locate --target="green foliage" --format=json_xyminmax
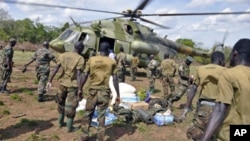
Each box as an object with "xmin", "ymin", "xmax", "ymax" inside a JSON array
[
  {"xmin": 176, "ymin": 38, "xmax": 195, "ymax": 48},
  {"xmin": 137, "ymin": 88, "xmax": 146, "ymax": 101},
  {"xmin": 20, "ymin": 87, "xmax": 33, "ymax": 95},
  {"xmin": 33, "ymin": 79, "xmax": 39, "ymax": 84},
  {"xmin": 10, "ymin": 94, "xmax": 23, "ymax": 101},
  {"xmin": 77, "ymin": 110, "xmax": 86, "ymax": 116},
  {"xmin": 2, "ymin": 109, "xmax": 10, "ymax": 115},
  {"xmin": 26, "ymin": 133, "xmax": 47, "ymax": 141}
]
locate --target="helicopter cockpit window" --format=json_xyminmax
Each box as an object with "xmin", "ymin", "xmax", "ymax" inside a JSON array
[
  {"xmin": 58, "ymin": 29, "xmax": 73, "ymax": 40},
  {"xmin": 65, "ymin": 31, "xmax": 80, "ymax": 44},
  {"xmin": 124, "ymin": 24, "xmax": 133, "ymax": 34}
]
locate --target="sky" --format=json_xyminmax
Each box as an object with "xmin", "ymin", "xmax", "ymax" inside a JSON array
[{"xmin": 0, "ymin": 0, "xmax": 250, "ymax": 49}]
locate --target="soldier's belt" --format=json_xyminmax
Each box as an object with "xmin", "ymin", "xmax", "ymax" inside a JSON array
[{"xmin": 200, "ymin": 101, "xmax": 215, "ymax": 107}]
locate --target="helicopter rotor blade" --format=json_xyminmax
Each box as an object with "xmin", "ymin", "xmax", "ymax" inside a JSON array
[
  {"xmin": 142, "ymin": 11, "xmax": 250, "ymax": 16},
  {"xmin": 139, "ymin": 17, "xmax": 170, "ymax": 29},
  {"xmin": 3, "ymin": 0, "xmax": 124, "ymax": 15},
  {"xmin": 134, "ymin": 0, "xmax": 152, "ymax": 12}
]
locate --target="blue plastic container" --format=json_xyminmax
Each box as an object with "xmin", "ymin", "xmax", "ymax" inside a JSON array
[
  {"xmin": 91, "ymin": 109, "xmax": 118, "ymax": 127},
  {"xmin": 153, "ymin": 113, "xmax": 174, "ymax": 126},
  {"xmin": 121, "ymin": 96, "xmax": 140, "ymax": 102}
]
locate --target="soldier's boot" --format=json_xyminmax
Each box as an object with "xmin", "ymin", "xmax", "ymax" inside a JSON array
[
  {"xmin": 38, "ymin": 94, "xmax": 44, "ymax": 102},
  {"xmin": 149, "ymin": 86, "xmax": 154, "ymax": 93},
  {"xmin": 1, "ymin": 86, "xmax": 9, "ymax": 94},
  {"xmin": 58, "ymin": 114, "xmax": 66, "ymax": 128},
  {"xmin": 67, "ymin": 118, "xmax": 80, "ymax": 132}
]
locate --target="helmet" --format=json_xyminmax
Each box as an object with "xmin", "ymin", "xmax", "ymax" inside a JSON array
[{"xmin": 186, "ymin": 56, "xmax": 193, "ymax": 62}]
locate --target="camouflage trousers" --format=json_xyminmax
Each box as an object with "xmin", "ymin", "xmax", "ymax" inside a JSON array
[
  {"xmin": 130, "ymin": 67, "xmax": 137, "ymax": 80},
  {"xmin": 81, "ymin": 89, "xmax": 110, "ymax": 141},
  {"xmin": 36, "ymin": 72, "xmax": 49, "ymax": 95},
  {"xmin": 186, "ymin": 100, "xmax": 216, "ymax": 141},
  {"xmin": 147, "ymin": 70, "xmax": 155, "ymax": 88},
  {"xmin": 0, "ymin": 66, "xmax": 12, "ymax": 88},
  {"xmin": 168, "ymin": 83, "xmax": 188, "ymax": 103},
  {"xmin": 117, "ymin": 67, "xmax": 126, "ymax": 82},
  {"xmin": 57, "ymin": 85, "xmax": 79, "ymax": 118},
  {"xmin": 162, "ymin": 75, "xmax": 175, "ymax": 97}
]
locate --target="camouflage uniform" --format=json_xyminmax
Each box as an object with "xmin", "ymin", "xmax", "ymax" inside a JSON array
[
  {"xmin": 32, "ymin": 48, "xmax": 56, "ymax": 98},
  {"xmin": 0, "ymin": 45, "xmax": 14, "ymax": 91},
  {"xmin": 56, "ymin": 52, "xmax": 85, "ymax": 122},
  {"xmin": 160, "ymin": 58, "xmax": 176, "ymax": 97},
  {"xmin": 147, "ymin": 58, "xmax": 158, "ymax": 93},
  {"xmin": 130, "ymin": 56, "xmax": 139, "ymax": 81},
  {"xmin": 168, "ymin": 61, "xmax": 190, "ymax": 104},
  {"xmin": 186, "ymin": 64, "xmax": 226, "ymax": 141},
  {"xmin": 116, "ymin": 52, "xmax": 126, "ymax": 82},
  {"xmin": 81, "ymin": 55, "xmax": 118, "ymax": 141}
]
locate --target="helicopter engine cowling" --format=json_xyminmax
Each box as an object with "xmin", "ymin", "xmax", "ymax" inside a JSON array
[{"xmin": 131, "ymin": 40, "xmax": 159, "ymax": 55}]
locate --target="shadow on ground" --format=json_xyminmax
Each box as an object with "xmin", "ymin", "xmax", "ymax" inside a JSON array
[{"xmin": 0, "ymin": 118, "xmax": 57, "ymax": 140}]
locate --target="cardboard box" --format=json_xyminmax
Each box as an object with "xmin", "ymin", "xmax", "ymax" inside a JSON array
[{"xmin": 130, "ymin": 101, "xmax": 149, "ymax": 110}]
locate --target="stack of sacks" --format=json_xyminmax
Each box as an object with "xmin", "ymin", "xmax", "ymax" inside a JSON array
[{"xmin": 109, "ymin": 76, "xmax": 139, "ymax": 105}]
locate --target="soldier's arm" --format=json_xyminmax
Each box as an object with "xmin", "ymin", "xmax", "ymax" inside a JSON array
[
  {"xmin": 180, "ymin": 84, "xmax": 198, "ymax": 118},
  {"xmin": 179, "ymin": 70, "xmax": 189, "ymax": 81},
  {"xmin": 25, "ymin": 58, "xmax": 36, "ymax": 67},
  {"xmin": 49, "ymin": 64, "xmax": 61, "ymax": 83},
  {"xmin": 200, "ymin": 103, "xmax": 229, "ymax": 141},
  {"xmin": 6, "ymin": 54, "xmax": 12, "ymax": 69}
]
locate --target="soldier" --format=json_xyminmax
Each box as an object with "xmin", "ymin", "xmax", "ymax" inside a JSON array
[
  {"xmin": 147, "ymin": 54, "xmax": 158, "ymax": 93},
  {"xmin": 159, "ymin": 53, "xmax": 176, "ymax": 98},
  {"xmin": 79, "ymin": 42, "xmax": 120, "ymax": 141},
  {"xmin": 47, "ymin": 41, "xmax": 85, "ymax": 132},
  {"xmin": 23, "ymin": 41, "xmax": 56, "ymax": 102},
  {"xmin": 116, "ymin": 46, "xmax": 126, "ymax": 82},
  {"xmin": 0, "ymin": 38, "xmax": 16, "ymax": 93},
  {"xmin": 130, "ymin": 52, "xmax": 139, "ymax": 81},
  {"xmin": 167, "ymin": 56, "xmax": 193, "ymax": 108},
  {"xmin": 177, "ymin": 52, "xmax": 226, "ymax": 140},
  {"xmin": 201, "ymin": 39, "xmax": 250, "ymax": 141}
]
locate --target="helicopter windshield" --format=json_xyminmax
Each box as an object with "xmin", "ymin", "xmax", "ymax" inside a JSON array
[
  {"xmin": 58, "ymin": 29, "xmax": 73, "ymax": 40},
  {"xmin": 64, "ymin": 31, "xmax": 80, "ymax": 44}
]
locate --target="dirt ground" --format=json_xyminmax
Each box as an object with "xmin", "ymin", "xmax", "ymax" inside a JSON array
[{"xmin": 0, "ymin": 51, "xmax": 199, "ymax": 141}]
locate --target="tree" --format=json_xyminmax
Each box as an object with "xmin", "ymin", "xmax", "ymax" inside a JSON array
[{"xmin": 176, "ymin": 38, "xmax": 195, "ymax": 48}]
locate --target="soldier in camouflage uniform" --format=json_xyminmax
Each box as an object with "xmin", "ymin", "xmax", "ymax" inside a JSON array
[
  {"xmin": 79, "ymin": 42, "xmax": 120, "ymax": 141},
  {"xmin": 167, "ymin": 56, "xmax": 193, "ymax": 107},
  {"xmin": 147, "ymin": 54, "xmax": 158, "ymax": 93},
  {"xmin": 116, "ymin": 46, "xmax": 126, "ymax": 82},
  {"xmin": 130, "ymin": 52, "xmax": 139, "ymax": 81},
  {"xmin": 0, "ymin": 38, "xmax": 16, "ymax": 93},
  {"xmin": 159, "ymin": 53, "xmax": 176, "ymax": 98},
  {"xmin": 177, "ymin": 52, "xmax": 226, "ymax": 141},
  {"xmin": 23, "ymin": 41, "xmax": 56, "ymax": 102},
  {"xmin": 47, "ymin": 41, "xmax": 85, "ymax": 132}
]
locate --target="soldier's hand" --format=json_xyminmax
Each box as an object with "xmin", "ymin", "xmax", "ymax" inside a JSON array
[
  {"xmin": 77, "ymin": 90, "xmax": 83, "ymax": 101},
  {"xmin": 46, "ymin": 82, "xmax": 52, "ymax": 90},
  {"xmin": 115, "ymin": 97, "xmax": 120, "ymax": 105}
]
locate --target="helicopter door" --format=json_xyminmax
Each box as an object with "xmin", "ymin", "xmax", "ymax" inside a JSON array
[{"xmin": 99, "ymin": 37, "xmax": 115, "ymax": 51}]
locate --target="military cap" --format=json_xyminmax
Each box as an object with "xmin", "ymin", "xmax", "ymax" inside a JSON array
[
  {"xmin": 9, "ymin": 38, "xmax": 16, "ymax": 42},
  {"xmin": 186, "ymin": 56, "xmax": 193, "ymax": 62},
  {"xmin": 43, "ymin": 41, "xmax": 49, "ymax": 46}
]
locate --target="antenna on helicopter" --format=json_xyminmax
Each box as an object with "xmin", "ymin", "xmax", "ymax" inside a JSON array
[{"xmin": 70, "ymin": 16, "xmax": 81, "ymax": 28}]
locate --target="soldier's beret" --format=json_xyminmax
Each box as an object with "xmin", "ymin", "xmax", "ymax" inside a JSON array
[{"xmin": 186, "ymin": 56, "xmax": 193, "ymax": 62}]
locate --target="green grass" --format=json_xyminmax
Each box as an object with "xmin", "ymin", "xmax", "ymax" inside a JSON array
[
  {"xmin": 2, "ymin": 109, "xmax": 10, "ymax": 115},
  {"xmin": 20, "ymin": 87, "xmax": 33, "ymax": 95},
  {"xmin": 10, "ymin": 94, "xmax": 23, "ymax": 101},
  {"xmin": 77, "ymin": 110, "xmax": 86, "ymax": 117},
  {"xmin": 13, "ymin": 51, "xmax": 34, "ymax": 65},
  {"xmin": 0, "ymin": 100, "xmax": 4, "ymax": 106}
]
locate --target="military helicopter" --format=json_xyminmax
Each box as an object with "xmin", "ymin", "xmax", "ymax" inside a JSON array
[{"xmin": 3, "ymin": 0, "xmax": 250, "ymax": 67}]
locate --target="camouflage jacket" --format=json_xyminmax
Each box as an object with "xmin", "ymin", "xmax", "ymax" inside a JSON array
[
  {"xmin": 33, "ymin": 48, "xmax": 56, "ymax": 65},
  {"xmin": 178, "ymin": 62, "xmax": 190, "ymax": 85},
  {"xmin": 0, "ymin": 45, "xmax": 14, "ymax": 68}
]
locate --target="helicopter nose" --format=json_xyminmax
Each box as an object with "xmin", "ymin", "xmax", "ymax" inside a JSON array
[{"xmin": 49, "ymin": 39, "xmax": 65, "ymax": 53}]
